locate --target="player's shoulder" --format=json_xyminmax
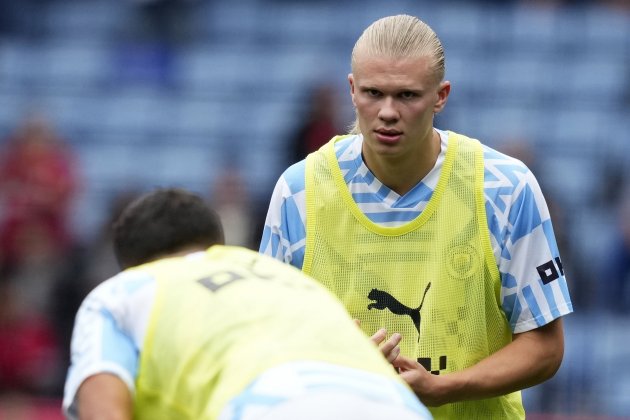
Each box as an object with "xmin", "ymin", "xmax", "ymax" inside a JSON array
[
  {"xmin": 279, "ymin": 135, "xmax": 360, "ymax": 195},
  {"xmin": 481, "ymin": 143, "xmax": 529, "ymax": 170},
  {"xmin": 480, "ymin": 142, "xmax": 536, "ymax": 189},
  {"xmin": 280, "ymin": 159, "xmax": 307, "ymax": 195},
  {"xmin": 85, "ymin": 268, "xmax": 155, "ymax": 305},
  {"xmin": 446, "ymin": 130, "xmax": 533, "ymax": 186}
]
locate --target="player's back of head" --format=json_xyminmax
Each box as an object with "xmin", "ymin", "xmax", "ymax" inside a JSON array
[{"xmin": 113, "ymin": 188, "xmax": 225, "ymax": 269}]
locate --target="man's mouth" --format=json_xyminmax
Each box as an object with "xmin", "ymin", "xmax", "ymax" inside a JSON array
[{"xmin": 374, "ymin": 129, "xmax": 402, "ymax": 143}]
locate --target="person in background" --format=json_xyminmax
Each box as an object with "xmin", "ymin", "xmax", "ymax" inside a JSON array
[
  {"xmin": 209, "ymin": 166, "xmax": 256, "ymax": 248},
  {"xmin": 288, "ymin": 83, "xmax": 343, "ymax": 165},
  {"xmin": 259, "ymin": 14, "xmax": 573, "ymax": 419},
  {"xmin": 0, "ymin": 281, "xmax": 59, "ymax": 396},
  {"xmin": 63, "ymin": 188, "xmax": 432, "ymax": 420},
  {"xmin": 0, "ymin": 111, "xmax": 78, "ymax": 268},
  {"xmin": 601, "ymin": 189, "xmax": 630, "ymax": 312},
  {"xmin": 0, "ymin": 112, "xmax": 78, "ymax": 398}
]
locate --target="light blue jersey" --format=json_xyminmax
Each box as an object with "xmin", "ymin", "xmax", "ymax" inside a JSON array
[
  {"xmin": 259, "ymin": 129, "xmax": 573, "ymax": 333},
  {"xmin": 63, "ymin": 267, "xmax": 156, "ymax": 419}
]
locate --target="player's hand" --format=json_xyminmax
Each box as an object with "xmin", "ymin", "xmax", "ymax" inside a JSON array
[
  {"xmin": 370, "ymin": 327, "xmax": 402, "ymax": 364},
  {"xmin": 354, "ymin": 320, "xmax": 402, "ymax": 363},
  {"xmin": 393, "ymin": 354, "xmax": 444, "ymax": 406}
]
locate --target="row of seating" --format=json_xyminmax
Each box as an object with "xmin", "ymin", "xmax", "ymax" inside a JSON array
[{"xmin": 0, "ymin": 0, "xmax": 628, "ymax": 240}]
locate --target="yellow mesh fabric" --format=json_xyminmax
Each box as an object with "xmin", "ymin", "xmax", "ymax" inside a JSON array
[
  {"xmin": 304, "ymin": 133, "xmax": 524, "ymax": 419},
  {"xmin": 134, "ymin": 246, "xmax": 400, "ymax": 419}
]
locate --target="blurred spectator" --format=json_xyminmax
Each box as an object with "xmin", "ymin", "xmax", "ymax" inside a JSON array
[
  {"xmin": 0, "ymin": 113, "xmax": 79, "ymax": 397},
  {"xmin": 209, "ymin": 167, "xmax": 255, "ymax": 248},
  {"xmin": 0, "ymin": 281, "xmax": 60, "ymax": 395},
  {"xmin": 47, "ymin": 189, "xmax": 141, "ymax": 395},
  {"xmin": 601, "ymin": 190, "xmax": 630, "ymax": 313},
  {"xmin": 81, "ymin": 190, "xmax": 141, "ymax": 291},
  {"xmin": 0, "ymin": 112, "xmax": 79, "ymax": 268},
  {"xmin": 288, "ymin": 83, "xmax": 343, "ymax": 165}
]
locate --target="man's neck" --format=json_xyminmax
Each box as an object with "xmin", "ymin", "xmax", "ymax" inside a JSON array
[{"xmin": 362, "ymin": 129, "xmax": 441, "ymax": 196}]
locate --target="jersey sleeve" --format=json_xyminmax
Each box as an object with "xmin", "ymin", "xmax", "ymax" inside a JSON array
[
  {"xmin": 62, "ymin": 271, "xmax": 155, "ymax": 419},
  {"xmin": 496, "ymin": 169, "xmax": 573, "ymax": 333},
  {"xmin": 259, "ymin": 160, "xmax": 308, "ymax": 269}
]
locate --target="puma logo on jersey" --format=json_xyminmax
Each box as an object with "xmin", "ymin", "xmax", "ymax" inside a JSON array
[{"xmin": 367, "ymin": 282, "xmax": 431, "ymax": 335}]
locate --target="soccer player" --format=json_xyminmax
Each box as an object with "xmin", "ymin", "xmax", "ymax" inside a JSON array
[
  {"xmin": 63, "ymin": 188, "xmax": 432, "ymax": 420},
  {"xmin": 259, "ymin": 14, "xmax": 573, "ymax": 419}
]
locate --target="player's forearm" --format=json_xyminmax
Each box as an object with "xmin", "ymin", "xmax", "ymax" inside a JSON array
[
  {"xmin": 442, "ymin": 318, "xmax": 563, "ymax": 404},
  {"xmin": 78, "ymin": 409, "xmax": 131, "ymax": 420},
  {"xmin": 77, "ymin": 374, "xmax": 133, "ymax": 420},
  {"xmin": 405, "ymin": 318, "xmax": 565, "ymax": 406}
]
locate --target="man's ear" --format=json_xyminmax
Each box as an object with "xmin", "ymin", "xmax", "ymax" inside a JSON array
[
  {"xmin": 434, "ymin": 80, "xmax": 451, "ymax": 114},
  {"xmin": 348, "ymin": 73, "xmax": 357, "ymax": 107}
]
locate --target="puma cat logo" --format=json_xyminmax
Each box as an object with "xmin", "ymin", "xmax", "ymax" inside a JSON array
[{"xmin": 367, "ymin": 282, "xmax": 431, "ymax": 335}]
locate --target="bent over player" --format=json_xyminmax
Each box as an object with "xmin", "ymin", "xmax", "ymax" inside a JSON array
[{"xmin": 63, "ymin": 188, "xmax": 432, "ymax": 420}]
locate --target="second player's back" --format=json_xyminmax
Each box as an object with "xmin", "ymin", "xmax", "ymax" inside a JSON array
[{"xmin": 133, "ymin": 245, "xmax": 401, "ymax": 418}]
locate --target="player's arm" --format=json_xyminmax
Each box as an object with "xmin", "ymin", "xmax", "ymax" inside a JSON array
[
  {"xmin": 259, "ymin": 175, "xmax": 292, "ymax": 261},
  {"xmin": 63, "ymin": 275, "xmax": 142, "ymax": 419},
  {"xmin": 394, "ymin": 318, "xmax": 564, "ymax": 406},
  {"xmin": 77, "ymin": 373, "xmax": 132, "ymax": 420},
  {"xmin": 396, "ymin": 165, "xmax": 571, "ymax": 405},
  {"xmin": 259, "ymin": 165, "xmax": 308, "ymax": 268}
]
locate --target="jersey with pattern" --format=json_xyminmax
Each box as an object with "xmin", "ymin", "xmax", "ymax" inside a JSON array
[{"xmin": 259, "ymin": 129, "xmax": 573, "ymax": 333}]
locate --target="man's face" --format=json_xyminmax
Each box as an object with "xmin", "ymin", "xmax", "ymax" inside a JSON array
[{"xmin": 349, "ymin": 54, "xmax": 450, "ymax": 159}]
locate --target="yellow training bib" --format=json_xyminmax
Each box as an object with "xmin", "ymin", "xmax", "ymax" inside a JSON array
[
  {"xmin": 133, "ymin": 246, "xmax": 401, "ymax": 419},
  {"xmin": 304, "ymin": 132, "xmax": 524, "ymax": 419}
]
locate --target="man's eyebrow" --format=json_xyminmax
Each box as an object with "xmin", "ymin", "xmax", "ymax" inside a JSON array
[{"xmin": 359, "ymin": 85, "xmax": 424, "ymax": 94}]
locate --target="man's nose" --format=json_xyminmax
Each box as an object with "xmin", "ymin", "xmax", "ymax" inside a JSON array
[{"xmin": 378, "ymin": 97, "xmax": 399, "ymax": 122}]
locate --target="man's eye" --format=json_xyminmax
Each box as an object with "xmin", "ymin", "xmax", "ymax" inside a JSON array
[
  {"xmin": 367, "ymin": 89, "xmax": 380, "ymax": 97},
  {"xmin": 400, "ymin": 91, "xmax": 416, "ymax": 99}
]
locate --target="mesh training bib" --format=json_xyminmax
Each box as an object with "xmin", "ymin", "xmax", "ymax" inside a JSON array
[
  {"xmin": 134, "ymin": 246, "xmax": 400, "ymax": 419},
  {"xmin": 304, "ymin": 132, "xmax": 525, "ymax": 419}
]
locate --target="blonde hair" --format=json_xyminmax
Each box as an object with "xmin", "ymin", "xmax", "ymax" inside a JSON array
[{"xmin": 349, "ymin": 15, "xmax": 445, "ymax": 134}]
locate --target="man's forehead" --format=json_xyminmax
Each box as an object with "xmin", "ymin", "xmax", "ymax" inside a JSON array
[
  {"xmin": 353, "ymin": 53, "xmax": 431, "ymax": 70},
  {"xmin": 352, "ymin": 55, "xmax": 434, "ymax": 85}
]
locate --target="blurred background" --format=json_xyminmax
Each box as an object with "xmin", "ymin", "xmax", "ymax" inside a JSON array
[{"xmin": 0, "ymin": 0, "xmax": 629, "ymax": 418}]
